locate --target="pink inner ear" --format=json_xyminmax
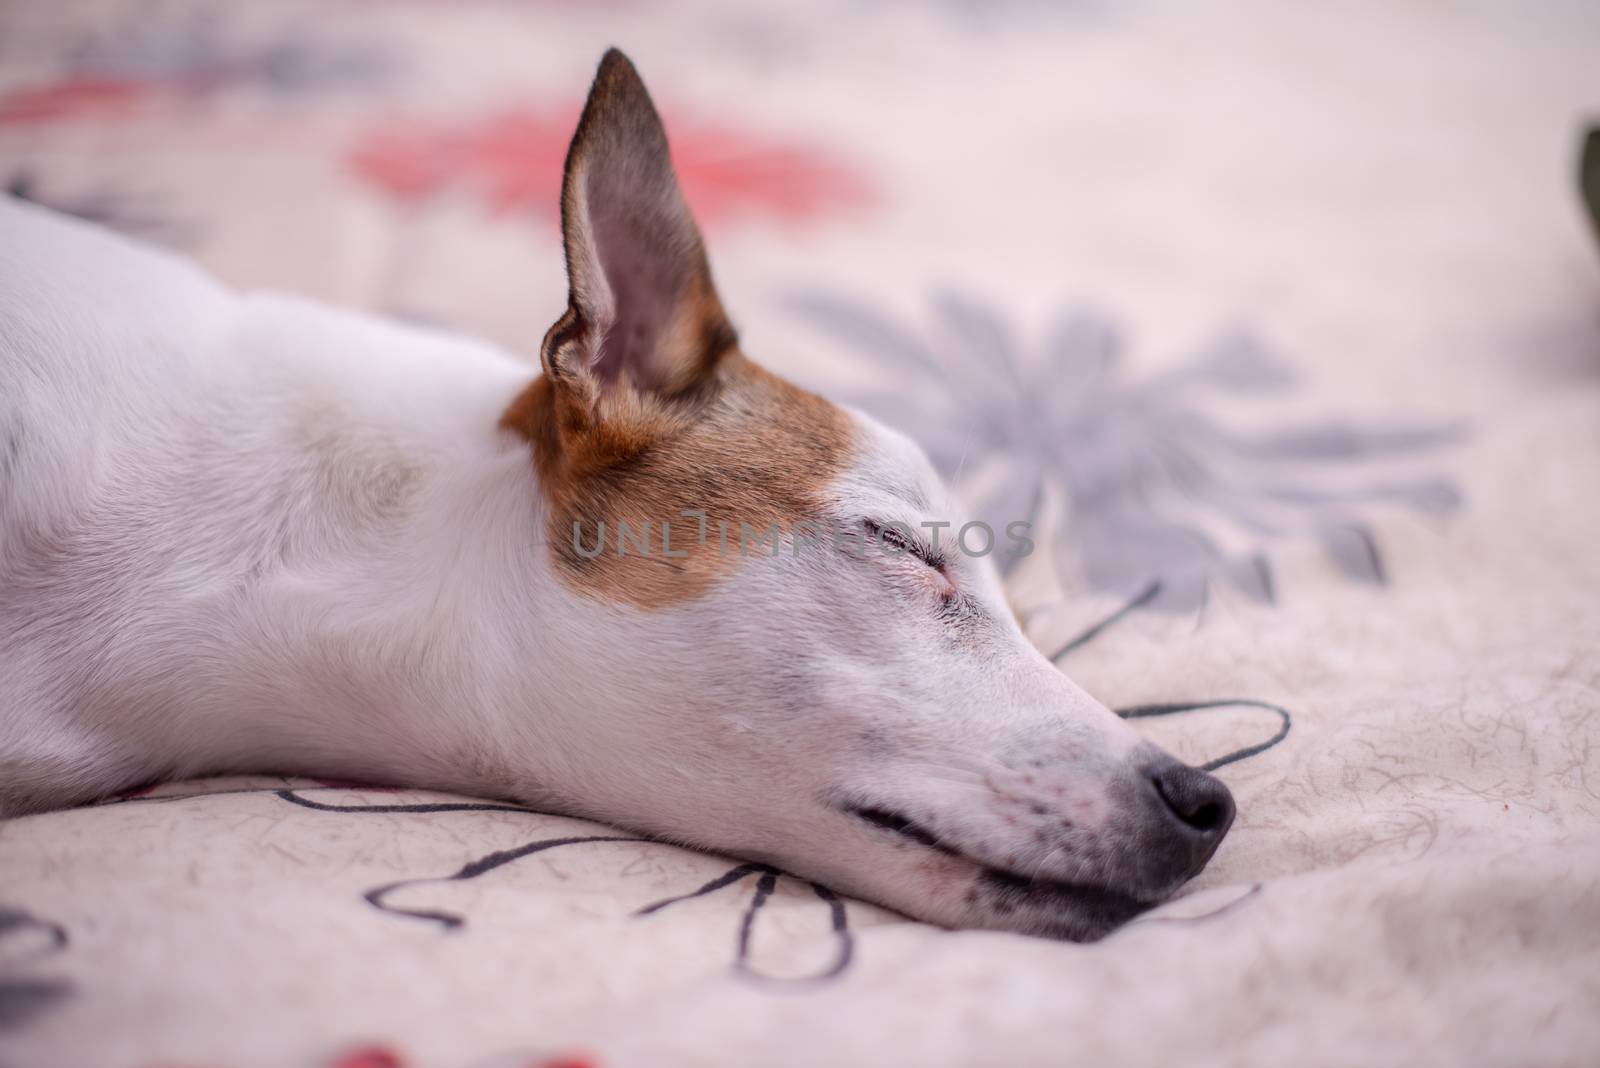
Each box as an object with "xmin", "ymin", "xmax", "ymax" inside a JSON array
[
  {"xmin": 590, "ymin": 211, "xmax": 679, "ymax": 390},
  {"xmin": 559, "ymin": 50, "xmax": 722, "ymax": 394}
]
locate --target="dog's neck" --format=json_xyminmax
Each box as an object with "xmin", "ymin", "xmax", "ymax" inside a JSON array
[
  {"xmin": 192, "ymin": 297, "xmax": 582, "ymax": 802},
  {"xmin": 2, "ymin": 277, "xmax": 587, "ymax": 807}
]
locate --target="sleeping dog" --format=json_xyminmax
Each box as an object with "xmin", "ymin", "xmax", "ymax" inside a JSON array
[{"xmin": 0, "ymin": 49, "xmax": 1232, "ymax": 939}]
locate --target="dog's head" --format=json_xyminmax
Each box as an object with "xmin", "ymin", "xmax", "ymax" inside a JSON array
[{"xmin": 500, "ymin": 50, "xmax": 1233, "ymax": 940}]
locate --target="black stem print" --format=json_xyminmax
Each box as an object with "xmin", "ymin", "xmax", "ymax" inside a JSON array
[
  {"xmin": 802, "ymin": 884, "xmax": 854, "ymax": 981},
  {"xmin": 725, "ymin": 875, "xmax": 854, "ymax": 985},
  {"xmin": 103, "ymin": 782, "xmax": 863, "ymax": 979},
  {"xmin": 1115, "ymin": 699, "xmax": 1292, "ymax": 771},
  {"xmin": 0, "ymin": 907, "xmax": 73, "ymax": 1032},
  {"xmin": 0, "ymin": 908, "xmax": 68, "ymax": 960},
  {"xmin": 104, "ymin": 783, "xmax": 544, "ymax": 813},
  {"xmin": 634, "ymin": 862, "xmax": 771, "ymax": 916},
  {"xmin": 634, "ymin": 862, "xmax": 854, "ymax": 983},
  {"xmin": 81, "ymin": 636, "xmax": 1283, "ymax": 980},
  {"xmin": 276, "ymin": 789, "xmax": 539, "ymax": 816},
  {"xmin": 1047, "ymin": 579, "xmax": 1163, "ymax": 663},
  {"xmin": 364, "ymin": 835, "xmax": 651, "ymax": 930},
  {"xmin": 737, "ymin": 870, "xmax": 780, "ymax": 960},
  {"xmin": 1044, "ymin": 590, "xmax": 1292, "ymax": 771},
  {"xmin": 104, "ymin": 783, "xmax": 296, "ymax": 806}
]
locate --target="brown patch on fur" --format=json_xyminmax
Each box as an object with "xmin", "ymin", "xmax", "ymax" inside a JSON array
[
  {"xmin": 499, "ymin": 51, "xmax": 851, "ymax": 606},
  {"xmin": 501, "ymin": 353, "xmax": 854, "ymax": 609}
]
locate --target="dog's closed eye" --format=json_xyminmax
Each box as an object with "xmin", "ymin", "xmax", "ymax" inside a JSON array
[
  {"xmin": 863, "ymin": 519, "xmax": 956, "ymax": 600},
  {"xmin": 864, "ymin": 519, "xmax": 934, "ymax": 564}
]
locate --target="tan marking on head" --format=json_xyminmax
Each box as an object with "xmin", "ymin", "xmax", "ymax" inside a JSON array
[
  {"xmin": 499, "ymin": 50, "xmax": 853, "ymax": 606},
  {"xmin": 502, "ymin": 354, "xmax": 853, "ymax": 608}
]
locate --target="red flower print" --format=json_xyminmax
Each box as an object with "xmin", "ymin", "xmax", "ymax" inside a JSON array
[
  {"xmin": 328, "ymin": 1046, "xmax": 405, "ymax": 1068},
  {"xmin": 323, "ymin": 1045, "xmax": 600, "ymax": 1068},
  {"xmin": 348, "ymin": 103, "xmax": 874, "ymax": 229},
  {"xmin": 0, "ymin": 77, "xmax": 162, "ymax": 125}
]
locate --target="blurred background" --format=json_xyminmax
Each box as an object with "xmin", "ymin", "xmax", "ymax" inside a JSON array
[
  {"xmin": 5, "ymin": 8, "xmax": 1600, "ymax": 1065},
  {"xmin": 1, "ymin": 0, "xmax": 1595, "ymax": 635}
]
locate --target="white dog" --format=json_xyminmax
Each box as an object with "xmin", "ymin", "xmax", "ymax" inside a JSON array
[{"xmin": 0, "ymin": 50, "xmax": 1232, "ymax": 939}]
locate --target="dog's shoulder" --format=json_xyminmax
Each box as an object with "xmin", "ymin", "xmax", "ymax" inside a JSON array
[
  {"xmin": 0, "ymin": 195, "xmax": 232, "ymax": 336},
  {"xmin": 0, "ymin": 198, "xmax": 240, "ymax": 532}
]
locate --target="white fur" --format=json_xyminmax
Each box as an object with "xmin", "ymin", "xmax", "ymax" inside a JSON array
[{"xmin": 0, "ymin": 197, "xmax": 1227, "ymax": 938}]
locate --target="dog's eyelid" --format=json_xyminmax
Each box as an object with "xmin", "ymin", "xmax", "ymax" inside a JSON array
[{"xmin": 861, "ymin": 518, "xmax": 943, "ymax": 570}]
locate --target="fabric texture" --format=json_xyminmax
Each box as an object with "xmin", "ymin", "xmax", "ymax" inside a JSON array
[{"xmin": 2, "ymin": 2, "xmax": 1598, "ymax": 1066}]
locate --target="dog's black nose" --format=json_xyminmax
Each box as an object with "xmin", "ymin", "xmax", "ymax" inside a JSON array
[{"xmin": 1148, "ymin": 759, "xmax": 1235, "ymax": 841}]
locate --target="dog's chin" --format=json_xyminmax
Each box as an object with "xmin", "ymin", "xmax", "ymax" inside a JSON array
[
  {"xmin": 838, "ymin": 805, "xmax": 1160, "ymax": 941},
  {"xmin": 972, "ymin": 865, "xmax": 1154, "ymax": 941}
]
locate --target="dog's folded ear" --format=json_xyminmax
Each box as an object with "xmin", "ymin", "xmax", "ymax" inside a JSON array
[{"xmin": 538, "ymin": 49, "xmax": 735, "ymax": 434}]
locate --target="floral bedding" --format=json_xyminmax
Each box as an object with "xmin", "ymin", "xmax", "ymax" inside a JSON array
[{"xmin": 2, "ymin": 2, "xmax": 1598, "ymax": 1066}]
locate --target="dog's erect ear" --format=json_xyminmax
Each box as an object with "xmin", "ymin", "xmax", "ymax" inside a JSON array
[{"xmin": 541, "ymin": 49, "xmax": 735, "ymax": 428}]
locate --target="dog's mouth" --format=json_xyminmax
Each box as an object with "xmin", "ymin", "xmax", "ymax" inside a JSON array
[
  {"xmin": 844, "ymin": 804, "xmax": 1151, "ymax": 933},
  {"xmin": 850, "ymin": 804, "xmax": 961, "ymax": 855}
]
